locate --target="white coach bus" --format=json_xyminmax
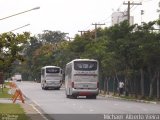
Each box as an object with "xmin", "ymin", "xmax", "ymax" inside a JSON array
[
  {"xmin": 65, "ymin": 59, "xmax": 99, "ymax": 99},
  {"xmin": 41, "ymin": 66, "xmax": 63, "ymax": 90}
]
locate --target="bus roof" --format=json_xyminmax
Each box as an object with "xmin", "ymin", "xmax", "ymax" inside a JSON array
[
  {"xmin": 66, "ymin": 59, "xmax": 98, "ymax": 65},
  {"xmin": 41, "ymin": 66, "xmax": 61, "ymax": 69}
]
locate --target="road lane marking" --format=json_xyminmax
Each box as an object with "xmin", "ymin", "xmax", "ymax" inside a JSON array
[
  {"xmin": 142, "ymin": 108, "xmax": 148, "ymax": 111},
  {"xmin": 72, "ymin": 103, "xmax": 76, "ymax": 106},
  {"xmin": 30, "ymin": 104, "xmax": 49, "ymax": 120},
  {"xmin": 79, "ymin": 106, "xmax": 83, "ymax": 109},
  {"xmin": 89, "ymin": 109, "xmax": 94, "ymax": 112},
  {"xmin": 33, "ymin": 100, "xmax": 41, "ymax": 107},
  {"xmin": 114, "ymin": 103, "xmax": 118, "ymax": 106}
]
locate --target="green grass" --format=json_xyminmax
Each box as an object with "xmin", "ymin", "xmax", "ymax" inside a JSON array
[
  {"xmin": 4, "ymin": 81, "xmax": 10, "ymax": 86},
  {"xmin": 0, "ymin": 87, "xmax": 12, "ymax": 98},
  {"xmin": 0, "ymin": 103, "xmax": 25, "ymax": 114},
  {"xmin": 0, "ymin": 103, "xmax": 30, "ymax": 120},
  {"xmin": 120, "ymin": 95, "xmax": 136, "ymax": 100}
]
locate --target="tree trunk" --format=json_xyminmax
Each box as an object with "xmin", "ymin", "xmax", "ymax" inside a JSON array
[
  {"xmin": 134, "ymin": 78, "xmax": 138, "ymax": 98},
  {"xmin": 113, "ymin": 76, "xmax": 116, "ymax": 95},
  {"xmin": 149, "ymin": 71, "xmax": 157, "ymax": 98},
  {"xmin": 107, "ymin": 77, "xmax": 110, "ymax": 95},
  {"xmin": 115, "ymin": 71, "xmax": 119, "ymax": 95},
  {"xmin": 140, "ymin": 68, "xmax": 145, "ymax": 98},
  {"xmin": 103, "ymin": 79, "xmax": 106, "ymax": 94},
  {"xmin": 149, "ymin": 83, "xmax": 154, "ymax": 98},
  {"xmin": 157, "ymin": 71, "xmax": 160, "ymax": 99},
  {"xmin": 125, "ymin": 67, "xmax": 129, "ymax": 96}
]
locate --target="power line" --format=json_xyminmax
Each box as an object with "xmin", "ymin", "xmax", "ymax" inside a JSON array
[
  {"xmin": 100, "ymin": 14, "xmax": 113, "ymax": 23},
  {"xmin": 117, "ymin": 3, "xmax": 123, "ymax": 11},
  {"xmin": 79, "ymin": 2, "xmax": 125, "ymax": 33}
]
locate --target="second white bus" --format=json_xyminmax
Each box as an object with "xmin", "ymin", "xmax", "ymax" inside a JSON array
[
  {"xmin": 41, "ymin": 66, "xmax": 63, "ymax": 90},
  {"xmin": 65, "ymin": 59, "xmax": 99, "ymax": 99}
]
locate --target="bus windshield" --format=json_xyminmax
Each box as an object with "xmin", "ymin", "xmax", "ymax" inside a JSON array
[
  {"xmin": 46, "ymin": 68, "xmax": 60, "ymax": 73},
  {"xmin": 74, "ymin": 61, "xmax": 97, "ymax": 71}
]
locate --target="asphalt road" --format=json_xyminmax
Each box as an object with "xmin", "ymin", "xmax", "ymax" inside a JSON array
[{"xmin": 16, "ymin": 81, "xmax": 160, "ymax": 120}]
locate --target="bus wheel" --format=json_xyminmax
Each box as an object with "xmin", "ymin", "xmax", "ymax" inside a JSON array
[
  {"xmin": 71, "ymin": 95, "xmax": 77, "ymax": 99},
  {"xmin": 92, "ymin": 95, "xmax": 97, "ymax": 99},
  {"xmin": 41, "ymin": 85, "xmax": 44, "ymax": 90},
  {"xmin": 44, "ymin": 87, "xmax": 48, "ymax": 90},
  {"xmin": 66, "ymin": 95, "xmax": 70, "ymax": 98}
]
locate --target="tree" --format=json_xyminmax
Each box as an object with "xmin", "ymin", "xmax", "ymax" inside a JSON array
[
  {"xmin": 22, "ymin": 30, "xmax": 68, "ymax": 81},
  {"xmin": 106, "ymin": 21, "xmax": 137, "ymax": 96},
  {"xmin": 38, "ymin": 30, "xmax": 66, "ymax": 44},
  {"xmin": 0, "ymin": 32, "xmax": 30, "ymax": 74}
]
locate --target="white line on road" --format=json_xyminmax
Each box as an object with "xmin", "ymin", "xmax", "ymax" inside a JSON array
[
  {"xmin": 114, "ymin": 103, "xmax": 118, "ymax": 106},
  {"xmin": 72, "ymin": 103, "xmax": 76, "ymax": 106},
  {"xmin": 33, "ymin": 100, "xmax": 41, "ymax": 107},
  {"xmin": 30, "ymin": 104, "xmax": 49, "ymax": 120},
  {"xmin": 79, "ymin": 106, "xmax": 83, "ymax": 109},
  {"xmin": 89, "ymin": 109, "xmax": 94, "ymax": 112}
]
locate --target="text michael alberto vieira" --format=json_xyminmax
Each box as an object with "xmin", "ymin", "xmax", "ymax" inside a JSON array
[{"xmin": 104, "ymin": 114, "xmax": 160, "ymax": 120}]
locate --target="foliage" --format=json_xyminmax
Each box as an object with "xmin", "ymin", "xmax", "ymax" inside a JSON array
[
  {"xmin": 0, "ymin": 32, "xmax": 30, "ymax": 76},
  {"xmin": 12, "ymin": 20, "xmax": 160, "ymax": 98},
  {"xmin": 0, "ymin": 104, "xmax": 29, "ymax": 120},
  {"xmin": 0, "ymin": 87, "xmax": 12, "ymax": 98}
]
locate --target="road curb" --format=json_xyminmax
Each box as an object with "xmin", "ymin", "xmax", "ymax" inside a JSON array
[
  {"xmin": 19, "ymin": 96, "xmax": 49, "ymax": 120},
  {"xmin": 99, "ymin": 94, "xmax": 159, "ymax": 104}
]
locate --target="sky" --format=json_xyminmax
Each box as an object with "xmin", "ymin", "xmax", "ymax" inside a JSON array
[{"xmin": 0, "ymin": 0, "xmax": 159, "ymax": 38}]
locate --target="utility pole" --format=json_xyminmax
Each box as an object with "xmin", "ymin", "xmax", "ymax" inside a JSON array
[
  {"xmin": 92, "ymin": 23, "xmax": 105, "ymax": 39},
  {"xmin": 123, "ymin": 1, "xmax": 142, "ymax": 25},
  {"xmin": 67, "ymin": 37, "xmax": 74, "ymax": 41},
  {"xmin": 62, "ymin": 32, "xmax": 69, "ymax": 36},
  {"xmin": 78, "ymin": 30, "xmax": 88, "ymax": 36},
  {"xmin": 62, "ymin": 32, "xmax": 69, "ymax": 40}
]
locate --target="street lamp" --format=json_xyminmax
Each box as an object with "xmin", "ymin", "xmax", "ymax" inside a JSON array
[
  {"xmin": 0, "ymin": 7, "xmax": 40, "ymax": 21},
  {"xmin": 8, "ymin": 24, "xmax": 30, "ymax": 32}
]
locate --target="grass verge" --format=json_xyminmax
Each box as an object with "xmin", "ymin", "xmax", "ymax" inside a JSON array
[
  {"xmin": 0, "ymin": 87, "xmax": 12, "ymax": 98},
  {"xmin": 0, "ymin": 103, "xmax": 30, "ymax": 120}
]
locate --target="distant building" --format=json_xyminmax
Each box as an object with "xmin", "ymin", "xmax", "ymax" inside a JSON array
[{"xmin": 111, "ymin": 11, "xmax": 134, "ymax": 26}]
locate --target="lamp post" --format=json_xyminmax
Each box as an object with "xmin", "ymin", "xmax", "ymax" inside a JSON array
[
  {"xmin": 0, "ymin": 7, "xmax": 40, "ymax": 21},
  {"xmin": 8, "ymin": 24, "xmax": 30, "ymax": 32}
]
